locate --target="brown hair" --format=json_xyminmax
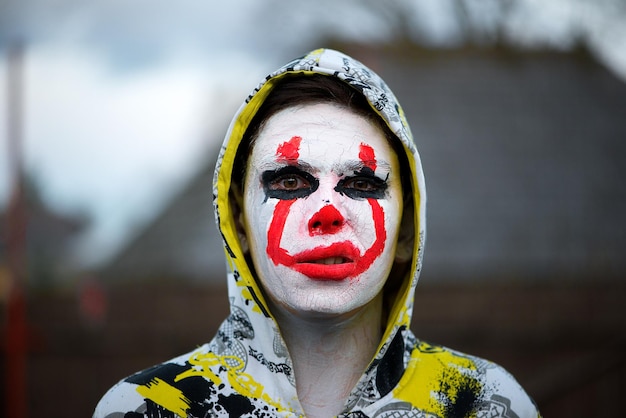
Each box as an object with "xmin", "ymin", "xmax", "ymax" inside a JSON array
[{"xmin": 232, "ymin": 74, "xmax": 406, "ymax": 189}]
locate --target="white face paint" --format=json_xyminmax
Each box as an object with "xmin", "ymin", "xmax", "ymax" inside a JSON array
[{"xmin": 242, "ymin": 103, "xmax": 403, "ymax": 316}]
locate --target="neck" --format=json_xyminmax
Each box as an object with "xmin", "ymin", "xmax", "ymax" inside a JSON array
[{"xmin": 272, "ymin": 294, "xmax": 384, "ymax": 418}]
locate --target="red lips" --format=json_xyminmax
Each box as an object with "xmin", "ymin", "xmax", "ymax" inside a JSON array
[
  {"xmin": 267, "ymin": 198, "xmax": 387, "ymax": 282},
  {"xmin": 291, "ymin": 242, "xmax": 360, "ymax": 281}
]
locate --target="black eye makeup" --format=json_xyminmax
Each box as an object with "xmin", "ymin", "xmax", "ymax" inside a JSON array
[
  {"xmin": 334, "ymin": 167, "xmax": 388, "ymax": 200},
  {"xmin": 262, "ymin": 166, "xmax": 319, "ymax": 200},
  {"xmin": 261, "ymin": 165, "xmax": 389, "ymax": 201}
]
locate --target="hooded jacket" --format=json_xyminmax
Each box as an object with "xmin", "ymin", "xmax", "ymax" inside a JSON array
[{"xmin": 95, "ymin": 48, "xmax": 540, "ymax": 418}]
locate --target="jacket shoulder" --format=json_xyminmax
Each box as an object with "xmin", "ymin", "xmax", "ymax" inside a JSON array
[
  {"xmin": 93, "ymin": 377, "xmax": 146, "ymax": 418},
  {"xmin": 93, "ymin": 346, "xmax": 208, "ymax": 418},
  {"xmin": 396, "ymin": 341, "xmax": 540, "ymax": 418}
]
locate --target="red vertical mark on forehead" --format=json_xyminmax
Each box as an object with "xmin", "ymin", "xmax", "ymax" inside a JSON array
[
  {"xmin": 359, "ymin": 143, "xmax": 377, "ymax": 172},
  {"xmin": 276, "ymin": 136, "xmax": 302, "ymax": 163}
]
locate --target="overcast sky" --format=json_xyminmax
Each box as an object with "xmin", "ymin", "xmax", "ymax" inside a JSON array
[{"xmin": 1, "ymin": 0, "xmax": 624, "ymax": 269}]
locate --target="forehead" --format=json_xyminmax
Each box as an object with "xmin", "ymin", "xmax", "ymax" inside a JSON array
[{"xmin": 250, "ymin": 103, "xmax": 396, "ymax": 167}]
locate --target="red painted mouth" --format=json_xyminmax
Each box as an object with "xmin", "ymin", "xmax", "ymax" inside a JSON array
[
  {"xmin": 291, "ymin": 242, "xmax": 360, "ymax": 280},
  {"xmin": 267, "ymin": 199, "xmax": 387, "ymax": 282}
]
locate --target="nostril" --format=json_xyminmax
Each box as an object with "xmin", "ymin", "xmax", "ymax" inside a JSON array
[{"xmin": 308, "ymin": 205, "xmax": 345, "ymax": 236}]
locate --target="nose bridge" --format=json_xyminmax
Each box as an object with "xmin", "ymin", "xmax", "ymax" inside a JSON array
[
  {"xmin": 316, "ymin": 176, "xmax": 338, "ymax": 203},
  {"xmin": 308, "ymin": 204, "xmax": 345, "ymax": 236}
]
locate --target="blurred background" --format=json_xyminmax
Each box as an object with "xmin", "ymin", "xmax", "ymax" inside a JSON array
[{"xmin": 1, "ymin": 1, "xmax": 625, "ymax": 416}]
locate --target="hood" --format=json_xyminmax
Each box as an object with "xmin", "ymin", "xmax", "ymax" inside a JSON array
[{"xmin": 212, "ymin": 48, "xmax": 426, "ymax": 410}]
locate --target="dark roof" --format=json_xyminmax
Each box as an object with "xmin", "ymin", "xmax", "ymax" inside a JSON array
[
  {"xmin": 365, "ymin": 45, "xmax": 626, "ymax": 281},
  {"xmin": 101, "ymin": 160, "xmax": 226, "ymax": 284}
]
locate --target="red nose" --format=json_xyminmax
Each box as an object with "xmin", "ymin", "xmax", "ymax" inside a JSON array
[{"xmin": 308, "ymin": 205, "xmax": 345, "ymax": 236}]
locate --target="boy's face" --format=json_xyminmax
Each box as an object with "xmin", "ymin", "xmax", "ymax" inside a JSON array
[{"xmin": 242, "ymin": 103, "xmax": 403, "ymax": 317}]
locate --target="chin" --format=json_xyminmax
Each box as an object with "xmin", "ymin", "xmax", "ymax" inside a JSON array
[{"xmin": 281, "ymin": 285, "xmax": 381, "ymax": 318}]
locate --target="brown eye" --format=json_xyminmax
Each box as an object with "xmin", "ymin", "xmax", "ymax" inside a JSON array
[
  {"xmin": 262, "ymin": 167, "xmax": 319, "ymax": 200},
  {"xmin": 343, "ymin": 177, "xmax": 380, "ymax": 192},
  {"xmin": 270, "ymin": 175, "xmax": 310, "ymax": 191},
  {"xmin": 334, "ymin": 172, "xmax": 387, "ymax": 200}
]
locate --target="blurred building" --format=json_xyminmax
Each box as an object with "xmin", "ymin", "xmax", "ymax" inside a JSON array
[
  {"xmin": 18, "ymin": 43, "xmax": 626, "ymax": 417},
  {"xmin": 0, "ymin": 175, "xmax": 88, "ymax": 289},
  {"xmin": 99, "ymin": 162, "xmax": 226, "ymax": 285},
  {"xmin": 101, "ymin": 42, "xmax": 626, "ymax": 285}
]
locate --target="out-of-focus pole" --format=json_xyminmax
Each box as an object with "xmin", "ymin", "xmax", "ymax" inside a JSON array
[{"xmin": 4, "ymin": 42, "xmax": 28, "ymax": 418}]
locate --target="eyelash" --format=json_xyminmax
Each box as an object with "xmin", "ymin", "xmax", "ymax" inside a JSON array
[
  {"xmin": 335, "ymin": 174, "xmax": 388, "ymax": 200},
  {"xmin": 269, "ymin": 174, "xmax": 310, "ymax": 191},
  {"xmin": 261, "ymin": 167, "xmax": 388, "ymax": 200},
  {"xmin": 262, "ymin": 167, "xmax": 319, "ymax": 200}
]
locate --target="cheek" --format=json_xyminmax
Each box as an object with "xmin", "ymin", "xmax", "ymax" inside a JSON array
[
  {"xmin": 350, "ymin": 206, "xmax": 380, "ymax": 241},
  {"xmin": 244, "ymin": 188, "xmax": 276, "ymax": 245},
  {"xmin": 347, "ymin": 198, "xmax": 391, "ymax": 230},
  {"xmin": 382, "ymin": 198, "xmax": 402, "ymax": 229},
  {"xmin": 279, "ymin": 201, "xmax": 310, "ymax": 236},
  {"xmin": 381, "ymin": 198, "xmax": 403, "ymax": 249}
]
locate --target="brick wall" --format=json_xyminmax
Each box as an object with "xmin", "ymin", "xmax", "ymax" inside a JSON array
[{"xmin": 2, "ymin": 278, "xmax": 623, "ymax": 417}]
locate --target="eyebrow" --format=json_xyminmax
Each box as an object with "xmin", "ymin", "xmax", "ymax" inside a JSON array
[
  {"xmin": 255, "ymin": 157, "xmax": 392, "ymax": 175},
  {"xmin": 256, "ymin": 158, "xmax": 316, "ymax": 173},
  {"xmin": 337, "ymin": 160, "xmax": 392, "ymax": 173}
]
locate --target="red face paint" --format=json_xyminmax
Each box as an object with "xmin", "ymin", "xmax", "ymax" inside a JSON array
[
  {"xmin": 308, "ymin": 205, "xmax": 344, "ymax": 236},
  {"xmin": 265, "ymin": 139, "xmax": 388, "ymax": 281},
  {"xmin": 266, "ymin": 199, "xmax": 296, "ymax": 267},
  {"xmin": 359, "ymin": 143, "xmax": 377, "ymax": 172},
  {"xmin": 276, "ymin": 136, "xmax": 302, "ymax": 163}
]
